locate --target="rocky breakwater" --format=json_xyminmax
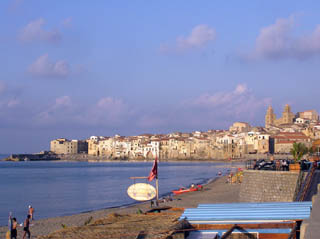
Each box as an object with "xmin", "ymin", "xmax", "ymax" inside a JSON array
[{"xmin": 4, "ymin": 151, "xmax": 60, "ymax": 161}]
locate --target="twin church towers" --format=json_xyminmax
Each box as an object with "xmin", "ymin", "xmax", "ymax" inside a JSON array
[{"xmin": 265, "ymin": 104, "xmax": 295, "ymax": 128}]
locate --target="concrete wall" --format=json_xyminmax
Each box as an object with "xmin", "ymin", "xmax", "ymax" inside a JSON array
[{"xmin": 239, "ymin": 170, "xmax": 300, "ymax": 202}]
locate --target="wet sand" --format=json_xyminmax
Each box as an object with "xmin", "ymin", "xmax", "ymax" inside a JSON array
[{"xmin": 0, "ymin": 175, "xmax": 241, "ymax": 238}]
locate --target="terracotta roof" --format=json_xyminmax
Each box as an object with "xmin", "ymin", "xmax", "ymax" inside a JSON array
[
  {"xmin": 160, "ymin": 138, "xmax": 169, "ymax": 141},
  {"xmin": 276, "ymin": 141, "xmax": 295, "ymax": 144}
]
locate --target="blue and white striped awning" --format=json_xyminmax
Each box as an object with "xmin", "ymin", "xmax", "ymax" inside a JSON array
[
  {"xmin": 180, "ymin": 201, "xmax": 312, "ymax": 223},
  {"xmin": 182, "ymin": 202, "xmax": 312, "ymax": 238}
]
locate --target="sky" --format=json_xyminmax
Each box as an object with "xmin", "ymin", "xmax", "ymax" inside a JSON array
[{"xmin": 1, "ymin": 0, "xmax": 320, "ymax": 153}]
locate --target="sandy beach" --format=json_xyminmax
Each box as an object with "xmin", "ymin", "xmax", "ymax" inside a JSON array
[{"xmin": 0, "ymin": 175, "xmax": 241, "ymax": 238}]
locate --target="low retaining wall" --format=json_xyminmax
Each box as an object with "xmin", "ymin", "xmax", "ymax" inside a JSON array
[{"xmin": 239, "ymin": 170, "xmax": 300, "ymax": 202}]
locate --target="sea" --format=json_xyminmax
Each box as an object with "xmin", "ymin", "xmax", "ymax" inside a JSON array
[{"xmin": 0, "ymin": 160, "xmax": 235, "ymax": 226}]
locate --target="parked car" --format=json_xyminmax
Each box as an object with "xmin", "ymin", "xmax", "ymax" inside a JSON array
[{"xmin": 254, "ymin": 159, "xmax": 276, "ymax": 170}]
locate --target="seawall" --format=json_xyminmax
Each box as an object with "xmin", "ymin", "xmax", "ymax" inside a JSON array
[{"xmin": 239, "ymin": 170, "xmax": 301, "ymax": 202}]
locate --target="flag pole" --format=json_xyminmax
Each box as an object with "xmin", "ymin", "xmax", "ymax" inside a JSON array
[
  {"xmin": 156, "ymin": 174, "xmax": 159, "ymax": 206},
  {"xmin": 147, "ymin": 153, "xmax": 159, "ymax": 206},
  {"xmin": 155, "ymin": 153, "xmax": 159, "ymax": 206}
]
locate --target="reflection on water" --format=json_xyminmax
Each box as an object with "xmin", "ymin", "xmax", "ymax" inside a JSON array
[{"xmin": 0, "ymin": 161, "xmax": 230, "ymax": 225}]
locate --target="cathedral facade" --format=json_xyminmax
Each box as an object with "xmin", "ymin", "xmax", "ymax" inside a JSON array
[{"xmin": 265, "ymin": 104, "xmax": 295, "ymax": 127}]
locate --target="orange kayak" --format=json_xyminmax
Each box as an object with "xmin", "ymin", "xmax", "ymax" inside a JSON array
[{"xmin": 172, "ymin": 185, "xmax": 203, "ymax": 195}]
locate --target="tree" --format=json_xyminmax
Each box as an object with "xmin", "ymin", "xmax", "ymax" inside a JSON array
[{"xmin": 290, "ymin": 142, "xmax": 308, "ymax": 163}]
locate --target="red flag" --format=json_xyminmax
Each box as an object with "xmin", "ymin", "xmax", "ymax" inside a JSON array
[{"xmin": 148, "ymin": 156, "xmax": 158, "ymax": 182}]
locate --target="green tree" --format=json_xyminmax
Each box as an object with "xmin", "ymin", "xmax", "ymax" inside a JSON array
[
  {"xmin": 290, "ymin": 142, "xmax": 308, "ymax": 163},
  {"xmin": 308, "ymin": 146, "xmax": 314, "ymax": 155}
]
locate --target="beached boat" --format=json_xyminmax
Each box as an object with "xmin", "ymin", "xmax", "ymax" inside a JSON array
[{"xmin": 172, "ymin": 185, "xmax": 203, "ymax": 195}]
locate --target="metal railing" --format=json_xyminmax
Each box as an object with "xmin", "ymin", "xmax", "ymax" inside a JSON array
[{"xmin": 295, "ymin": 163, "xmax": 316, "ymax": 201}]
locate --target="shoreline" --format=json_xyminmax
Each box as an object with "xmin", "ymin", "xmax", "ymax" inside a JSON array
[
  {"xmin": 0, "ymin": 175, "xmax": 241, "ymax": 238},
  {"xmin": 2, "ymin": 158, "xmax": 247, "ymax": 164}
]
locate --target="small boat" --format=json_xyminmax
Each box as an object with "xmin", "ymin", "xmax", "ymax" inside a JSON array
[{"xmin": 172, "ymin": 184, "xmax": 203, "ymax": 195}]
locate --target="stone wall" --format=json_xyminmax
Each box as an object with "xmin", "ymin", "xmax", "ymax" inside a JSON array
[{"xmin": 239, "ymin": 170, "xmax": 300, "ymax": 202}]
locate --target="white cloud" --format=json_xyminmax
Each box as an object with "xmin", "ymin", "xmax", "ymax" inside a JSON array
[
  {"xmin": 19, "ymin": 18, "xmax": 61, "ymax": 44},
  {"xmin": 36, "ymin": 96, "xmax": 73, "ymax": 123},
  {"xmin": 234, "ymin": 84, "xmax": 248, "ymax": 95},
  {"xmin": 297, "ymin": 25, "xmax": 320, "ymax": 58},
  {"xmin": 161, "ymin": 24, "xmax": 216, "ymax": 53},
  {"xmin": 53, "ymin": 96, "xmax": 72, "ymax": 109},
  {"xmin": 177, "ymin": 25, "xmax": 216, "ymax": 49},
  {"xmin": 187, "ymin": 84, "xmax": 271, "ymax": 120},
  {"xmin": 191, "ymin": 84, "xmax": 250, "ymax": 107},
  {"xmin": 34, "ymin": 96, "xmax": 133, "ymax": 127},
  {"xmin": 0, "ymin": 82, "xmax": 20, "ymax": 108},
  {"xmin": 90, "ymin": 97, "xmax": 130, "ymax": 124},
  {"xmin": 248, "ymin": 15, "xmax": 320, "ymax": 60},
  {"xmin": 97, "ymin": 97, "xmax": 125, "ymax": 110},
  {"xmin": 28, "ymin": 54, "xmax": 69, "ymax": 78},
  {"xmin": 253, "ymin": 17, "xmax": 294, "ymax": 59},
  {"xmin": 136, "ymin": 84, "xmax": 271, "ymax": 131}
]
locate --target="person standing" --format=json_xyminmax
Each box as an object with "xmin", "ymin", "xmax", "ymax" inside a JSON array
[
  {"xmin": 11, "ymin": 218, "xmax": 17, "ymax": 239},
  {"xmin": 28, "ymin": 205, "xmax": 34, "ymax": 221},
  {"xmin": 6, "ymin": 212, "xmax": 12, "ymax": 239},
  {"xmin": 23, "ymin": 215, "xmax": 31, "ymax": 239}
]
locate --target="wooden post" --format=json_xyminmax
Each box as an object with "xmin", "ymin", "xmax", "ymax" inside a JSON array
[
  {"xmin": 156, "ymin": 176, "xmax": 159, "ymax": 202},
  {"xmin": 155, "ymin": 154, "xmax": 159, "ymax": 206}
]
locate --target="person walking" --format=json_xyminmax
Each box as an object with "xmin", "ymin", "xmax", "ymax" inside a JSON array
[
  {"xmin": 28, "ymin": 205, "xmax": 34, "ymax": 221},
  {"xmin": 11, "ymin": 218, "xmax": 17, "ymax": 239},
  {"xmin": 23, "ymin": 215, "xmax": 31, "ymax": 239}
]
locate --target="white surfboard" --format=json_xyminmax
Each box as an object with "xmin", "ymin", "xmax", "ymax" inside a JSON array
[{"xmin": 127, "ymin": 183, "xmax": 156, "ymax": 201}]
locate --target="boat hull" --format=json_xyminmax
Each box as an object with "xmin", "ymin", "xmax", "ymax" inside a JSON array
[{"xmin": 172, "ymin": 185, "xmax": 203, "ymax": 195}]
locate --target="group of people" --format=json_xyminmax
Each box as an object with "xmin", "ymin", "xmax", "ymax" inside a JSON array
[
  {"xmin": 275, "ymin": 159, "xmax": 290, "ymax": 171},
  {"xmin": 7, "ymin": 205, "xmax": 34, "ymax": 239}
]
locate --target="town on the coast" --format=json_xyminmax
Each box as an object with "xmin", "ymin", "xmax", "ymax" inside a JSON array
[
  {"xmin": 8, "ymin": 104, "xmax": 320, "ymax": 162},
  {"xmin": 48, "ymin": 104, "xmax": 320, "ymax": 160}
]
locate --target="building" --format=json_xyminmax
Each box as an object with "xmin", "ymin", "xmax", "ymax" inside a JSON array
[
  {"xmin": 298, "ymin": 110, "xmax": 319, "ymax": 121},
  {"xmin": 229, "ymin": 122, "xmax": 251, "ymax": 133},
  {"xmin": 244, "ymin": 132, "xmax": 270, "ymax": 154},
  {"xmin": 50, "ymin": 138, "xmax": 88, "ymax": 154},
  {"xmin": 265, "ymin": 104, "xmax": 295, "ymax": 127},
  {"xmin": 143, "ymin": 140, "xmax": 160, "ymax": 159},
  {"xmin": 270, "ymin": 132, "xmax": 311, "ymax": 154},
  {"xmin": 295, "ymin": 118, "xmax": 310, "ymax": 125}
]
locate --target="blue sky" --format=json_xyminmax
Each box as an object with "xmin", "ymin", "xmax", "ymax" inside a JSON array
[{"xmin": 1, "ymin": 0, "xmax": 320, "ymax": 153}]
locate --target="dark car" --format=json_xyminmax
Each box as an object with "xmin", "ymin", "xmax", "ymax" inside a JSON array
[{"xmin": 254, "ymin": 159, "xmax": 275, "ymax": 170}]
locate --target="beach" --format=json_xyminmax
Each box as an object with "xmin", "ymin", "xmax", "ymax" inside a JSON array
[{"xmin": 0, "ymin": 175, "xmax": 241, "ymax": 238}]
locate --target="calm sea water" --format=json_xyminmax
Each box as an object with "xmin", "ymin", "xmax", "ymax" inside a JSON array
[{"xmin": 0, "ymin": 161, "xmax": 232, "ymax": 226}]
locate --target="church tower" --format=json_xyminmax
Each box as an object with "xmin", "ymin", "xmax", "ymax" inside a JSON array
[
  {"xmin": 265, "ymin": 106, "xmax": 276, "ymax": 127},
  {"xmin": 281, "ymin": 104, "xmax": 295, "ymax": 124}
]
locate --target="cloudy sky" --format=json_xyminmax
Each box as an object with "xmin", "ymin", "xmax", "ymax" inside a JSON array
[{"xmin": 1, "ymin": 1, "xmax": 320, "ymax": 153}]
